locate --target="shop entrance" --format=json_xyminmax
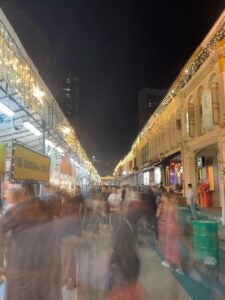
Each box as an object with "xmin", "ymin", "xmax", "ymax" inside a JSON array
[
  {"xmin": 195, "ymin": 144, "xmax": 219, "ymax": 207},
  {"xmin": 163, "ymin": 152, "xmax": 183, "ymax": 191}
]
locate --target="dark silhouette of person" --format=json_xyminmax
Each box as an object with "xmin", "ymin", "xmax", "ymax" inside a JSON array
[{"xmin": 0, "ymin": 180, "xmax": 62, "ymax": 300}]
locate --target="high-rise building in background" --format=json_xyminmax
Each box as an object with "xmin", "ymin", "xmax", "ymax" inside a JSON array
[
  {"xmin": 138, "ymin": 88, "xmax": 167, "ymax": 130},
  {"xmin": 56, "ymin": 71, "xmax": 79, "ymax": 134}
]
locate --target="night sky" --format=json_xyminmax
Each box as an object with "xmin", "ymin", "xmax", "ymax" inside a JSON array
[{"xmin": 0, "ymin": 0, "xmax": 224, "ymax": 175}]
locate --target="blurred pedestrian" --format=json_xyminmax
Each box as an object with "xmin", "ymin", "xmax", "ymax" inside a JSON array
[
  {"xmin": 187, "ymin": 183, "xmax": 198, "ymax": 220},
  {"xmin": 58, "ymin": 189, "xmax": 81, "ymax": 290},
  {"xmin": 159, "ymin": 182, "xmax": 166, "ymax": 192},
  {"xmin": 98, "ymin": 193, "xmax": 109, "ymax": 227},
  {"xmin": 101, "ymin": 185, "xmax": 110, "ymax": 216},
  {"xmin": 72, "ymin": 185, "xmax": 85, "ymax": 219},
  {"xmin": 0, "ymin": 180, "xmax": 62, "ymax": 300},
  {"xmin": 3, "ymin": 187, "xmax": 21, "ymax": 213},
  {"xmin": 41, "ymin": 182, "xmax": 61, "ymax": 218},
  {"xmin": 108, "ymin": 187, "xmax": 122, "ymax": 231},
  {"xmin": 0, "ymin": 188, "xmax": 22, "ymax": 278},
  {"xmin": 156, "ymin": 191, "xmax": 183, "ymax": 274},
  {"xmin": 146, "ymin": 186, "xmax": 157, "ymax": 225},
  {"xmin": 102, "ymin": 185, "xmax": 110, "ymax": 202},
  {"xmin": 121, "ymin": 188, "xmax": 126, "ymax": 208},
  {"xmin": 105, "ymin": 213, "xmax": 144, "ymax": 300}
]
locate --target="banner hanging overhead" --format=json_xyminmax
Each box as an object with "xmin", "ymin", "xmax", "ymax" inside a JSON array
[
  {"xmin": 0, "ymin": 143, "xmax": 5, "ymax": 177},
  {"xmin": 11, "ymin": 141, "xmax": 50, "ymax": 182}
]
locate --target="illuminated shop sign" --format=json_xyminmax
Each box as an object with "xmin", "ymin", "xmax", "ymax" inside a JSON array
[{"xmin": 11, "ymin": 141, "xmax": 50, "ymax": 182}]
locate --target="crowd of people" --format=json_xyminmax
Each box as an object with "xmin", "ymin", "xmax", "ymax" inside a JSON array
[
  {"xmin": 0, "ymin": 181, "xmax": 84, "ymax": 300},
  {"xmin": 0, "ymin": 180, "xmax": 222, "ymax": 299}
]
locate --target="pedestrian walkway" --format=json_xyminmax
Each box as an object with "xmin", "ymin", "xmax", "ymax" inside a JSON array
[
  {"xmin": 78, "ymin": 225, "xmax": 192, "ymax": 300},
  {"xmin": 1, "ymin": 223, "xmax": 225, "ymax": 299},
  {"xmin": 138, "ymin": 246, "xmax": 191, "ymax": 299},
  {"xmin": 147, "ymin": 227, "xmax": 225, "ymax": 300}
]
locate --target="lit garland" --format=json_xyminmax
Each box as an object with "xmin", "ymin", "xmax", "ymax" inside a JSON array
[
  {"xmin": 134, "ymin": 19, "xmax": 225, "ymax": 147},
  {"xmin": 115, "ymin": 15, "xmax": 225, "ymax": 175}
]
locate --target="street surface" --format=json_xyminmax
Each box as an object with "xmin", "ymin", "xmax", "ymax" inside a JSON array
[{"xmin": 1, "ymin": 223, "xmax": 225, "ymax": 299}]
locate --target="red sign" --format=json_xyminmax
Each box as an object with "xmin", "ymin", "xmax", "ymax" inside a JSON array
[{"xmin": 60, "ymin": 155, "xmax": 76, "ymax": 177}]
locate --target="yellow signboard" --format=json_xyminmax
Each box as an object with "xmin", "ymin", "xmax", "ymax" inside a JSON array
[
  {"xmin": 12, "ymin": 142, "xmax": 50, "ymax": 182},
  {"xmin": 0, "ymin": 143, "xmax": 5, "ymax": 177}
]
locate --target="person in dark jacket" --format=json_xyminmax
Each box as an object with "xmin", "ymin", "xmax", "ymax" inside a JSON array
[
  {"xmin": 0, "ymin": 180, "xmax": 62, "ymax": 300},
  {"xmin": 41, "ymin": 182, "xmax": 61, "ymax": 218},
  {"xmin": 58, "ymin": 189, "xmax": 81, "ymax": 289},
  {"xmin": 146, "ymin": 186, "xmax": 157, "ymax": 224},
  {"xmin": 72, "ymin": 185, "xmax": 85, "ymax": 219}
]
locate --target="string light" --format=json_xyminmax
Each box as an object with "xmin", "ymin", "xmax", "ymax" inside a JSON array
[{"xmin": 0, "ymin": 19, "xmax": 100, "ymax": 180}]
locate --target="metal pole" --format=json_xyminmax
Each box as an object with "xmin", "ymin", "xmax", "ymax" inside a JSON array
[{"xmin": 40, "ymin": 120, "xmax": 46, "ymax": 198}]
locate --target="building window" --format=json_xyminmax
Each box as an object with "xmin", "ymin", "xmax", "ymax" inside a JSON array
[
  {"xmin": 196, "ymin": 87, "xmax": 204, "ymax": 136},
  {"xmin": 141, "ymin": 144, "xmax": 149, "ymax": 165},
  {"xmin": 201, "ymin": 89, "xmax": 213, "ymax": 131},
  {"xmin": 188, "ymin": 98, "xmax": 195, "ymax": 137},
  {"xmin": 210, "ymin": 77, "xmax": 220, "ymax": 124},
  {"xmin": 183, "ymin": 111, "xmax": 189, "ymax": 139}
]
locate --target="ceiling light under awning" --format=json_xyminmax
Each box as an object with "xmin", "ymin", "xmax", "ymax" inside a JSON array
[
  {"xmin": 45, "ymin": 139, "xmax": 56, "ymax": 148},
  {"xmin": 56, "ymin": 146, "xmax": 64, "ymax": 154},
  {"xmin": 0, "ymin": 102, "xmax": 14, "ymax": 116},
  {"xmin": 23, "ymin": 121, "xmax": 42, "ymax": 136}
]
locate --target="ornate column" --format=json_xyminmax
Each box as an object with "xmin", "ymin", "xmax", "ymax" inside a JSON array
[{"xmin": 218, "ymin": 43, "xmax": 225, "ymax": 224}]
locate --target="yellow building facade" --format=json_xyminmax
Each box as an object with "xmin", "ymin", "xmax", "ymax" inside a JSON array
[{"xmin": 114, "ymin": 10, "xmax": 225, "ymax": 224}]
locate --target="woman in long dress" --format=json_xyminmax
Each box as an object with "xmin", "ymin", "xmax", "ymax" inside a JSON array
[{"xmin": 156, "ymin": 191, "xmax": 183, "ymax": 274}]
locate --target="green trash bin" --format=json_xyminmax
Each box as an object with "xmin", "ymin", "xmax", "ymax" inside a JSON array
[{"xmin": 192, "ymin": 220, "xmax": 219, "ymax": 262}]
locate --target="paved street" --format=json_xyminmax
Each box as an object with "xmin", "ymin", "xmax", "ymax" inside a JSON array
[
  {"xmin": 76, "ymin": 225, "xmax": 192, "ymax": 299},
  {"xmin": 1, "ymin": 223, "xmax": 225, "ymax": 299},
  {"xmin": 0, "ymin": 224, "xmax": 191, "ymax": 300}
]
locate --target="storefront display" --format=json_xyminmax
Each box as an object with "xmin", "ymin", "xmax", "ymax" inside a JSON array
[
  {"xmin": 196, "ymin": 155, "xmax": 215, "ymax": 207},
  {"xmin": 169, "ymin": 161, "xmax": 183, "ymax": 186},
  {"xmin": 198, "ymin": 180, "xmax": 212, "ymax": 208},
  {"xmin": 163, "ymin": 153, "xmax": 183, "ymax": 189}
]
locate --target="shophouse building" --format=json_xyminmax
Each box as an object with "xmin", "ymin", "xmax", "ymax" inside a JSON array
[{"xmin": 114, "ymin": 10, "xmax": 225, "ymax": 224}]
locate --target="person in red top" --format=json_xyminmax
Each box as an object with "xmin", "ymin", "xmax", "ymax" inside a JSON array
[{"xmin": 108, "ymin": 282, "xmax": 144, "ymax": 300}]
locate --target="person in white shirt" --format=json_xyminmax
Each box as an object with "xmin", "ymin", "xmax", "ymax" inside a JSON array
[
  {"xmin": 187, "ymin": 183, "xmax": 197, "ymax": 220},
  {"xmin": 108, "ymin": 187, "xmax": 122, "ymax": 231},
  {"xmin": 108, "ymin": 187, "xmax": 122, "ymax": 212}
]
